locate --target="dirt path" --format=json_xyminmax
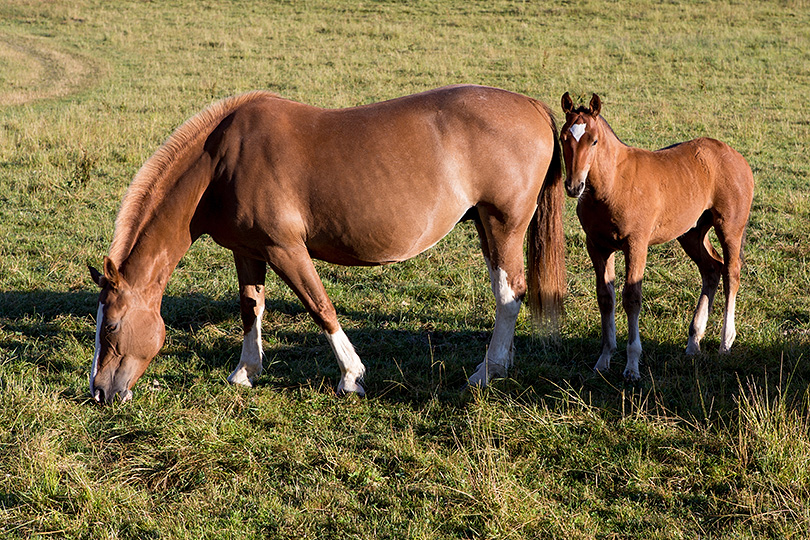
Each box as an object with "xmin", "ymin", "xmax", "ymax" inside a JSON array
[{"xmin": 0, "ymin": 32, "xmax": 101, "ymax": 106}]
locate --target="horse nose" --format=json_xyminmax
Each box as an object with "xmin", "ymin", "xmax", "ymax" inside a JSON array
[{"xmin": 93, "ymin": 386, "xmax": 106, "ymax": 404}]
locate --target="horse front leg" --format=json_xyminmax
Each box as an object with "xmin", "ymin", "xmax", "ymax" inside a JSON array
[
  {"xmin": 622, "ymin": 243, "xmax": 648, "ymax": 381},
  {"xmin": 266, "ymin": 245, "xmax": 366, "ymax": 396},
  {"xmin": 588, "ymin": 240, "xmax": 617, "ymax": 374},
  {"xmin": 228, "ymin": 254, "xmax": 267, "ymax": 387}
]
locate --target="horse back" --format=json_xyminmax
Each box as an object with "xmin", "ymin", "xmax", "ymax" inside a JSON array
[{"xmin": 199, "ymin": 86, "xmax": 556, "ymax": 265}]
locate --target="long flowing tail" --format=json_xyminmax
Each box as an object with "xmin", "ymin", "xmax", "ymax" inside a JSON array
[{"xmin": 527, "ymin": 108, "xmax": 566, "ymax": 331}]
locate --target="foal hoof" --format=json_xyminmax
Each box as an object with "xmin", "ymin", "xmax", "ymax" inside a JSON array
[{"xmin": 622, "ymin": 368, "xmax": 641, "ymax": 382}]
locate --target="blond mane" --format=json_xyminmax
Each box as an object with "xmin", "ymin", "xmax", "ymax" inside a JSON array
[{"xmin": 109, "ymin": 91, "xmax": 278, "ymax": 265}]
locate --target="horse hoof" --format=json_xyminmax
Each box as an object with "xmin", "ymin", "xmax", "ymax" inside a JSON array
[
  {"xmin": 227, "ymin": 368, "xmax": 255, "ymax": 388},
  {"xmin": 337, "ymin": 379, "xmax": 366, "ymax": 397}
]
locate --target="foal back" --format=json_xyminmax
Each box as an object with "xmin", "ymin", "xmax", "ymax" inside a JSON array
[{"xmin": 633, "ymin": 137, "xmax": 754, "ymax": 247}]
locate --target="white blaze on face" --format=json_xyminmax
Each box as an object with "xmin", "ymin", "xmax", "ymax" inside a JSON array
[
  {"xmin": 90, "ymin": 302, "xmax": 104, "ymax": 393},
  {"xmin": 569, "ymin": 123, "xmax": 587, "ymax": 142}
]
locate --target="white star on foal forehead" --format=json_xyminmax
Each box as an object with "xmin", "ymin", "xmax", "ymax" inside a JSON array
[{"xmin": 569, "ymin": 123, "xmax": 587, "ymax": 142}]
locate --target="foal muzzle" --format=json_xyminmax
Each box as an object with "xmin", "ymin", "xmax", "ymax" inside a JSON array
[{"xmin": 565, "ymin": 176, "xmax": 586, "ymax": 198}]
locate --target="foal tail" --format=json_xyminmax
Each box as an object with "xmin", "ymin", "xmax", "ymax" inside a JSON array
[{"xmin": 527, "ymin": 106, "xmax": 566, "ymax": 332}]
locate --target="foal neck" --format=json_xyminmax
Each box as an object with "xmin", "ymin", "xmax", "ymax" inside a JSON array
[{"xmin": 586, "ymin": 117, "xmax": 626, "ymax": 193}]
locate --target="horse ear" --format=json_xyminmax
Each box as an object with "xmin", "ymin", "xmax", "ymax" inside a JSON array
[
  {"xmin": 89, "ymin": 265, "xmax": 105, "ymax": 287},
  {"xmin": 561, "ymin": 92, "xmax": 574, "ymax": 114},
  {"xmin": 589, "ymin": 94, "xmax": 602, "ymax": 117},
  {"xmin": 103, "ymin": 256, "xmax": 121, "ymax": 289}
]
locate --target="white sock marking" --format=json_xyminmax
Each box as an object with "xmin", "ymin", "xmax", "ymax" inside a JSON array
[
  {"xmin": 469, "ymin": 265, "xmax": 521, "ymax": 387},
  {"xmin": 720, "ymin": 296, "xmax": 737, "ymax": 353},
  {"xmin": 325, "ymin": 328, "xmax": 366, "ymax": 395},
  {"xmin": 228, "ymin": 306, "xmax": 265, "ymax": 387}
]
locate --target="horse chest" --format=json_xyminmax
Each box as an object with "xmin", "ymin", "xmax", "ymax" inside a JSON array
[{"xmin": 576, "ymin": 198, "xmax": 635, "ymax": 248}]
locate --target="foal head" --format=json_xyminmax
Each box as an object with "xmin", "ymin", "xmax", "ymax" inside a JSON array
[
  {"xmin": 89, "ymin": 257, "xmax": 165, "ymax": 404},
  {"xmin": 560, "ymin": 92, "xmax": 602, "ymax": 198}
]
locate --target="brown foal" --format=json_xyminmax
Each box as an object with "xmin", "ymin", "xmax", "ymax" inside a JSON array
[{"xmin": 561, "ymin": 92, "xmax": 753, "ymax": 380}]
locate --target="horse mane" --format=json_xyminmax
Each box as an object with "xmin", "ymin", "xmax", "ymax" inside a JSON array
[
  {"xmin": 109, "ymin": 91, "xmax": 279, "ymax": 265},
  {"xmin": 598, "ymin": 115, "xmax": 627, "ymax": 147}
]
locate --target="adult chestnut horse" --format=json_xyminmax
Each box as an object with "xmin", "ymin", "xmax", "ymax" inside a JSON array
[
  {"xmin": 88, "ymin": 85, "xmax": 566, "ymax": 404},
  {"xmin": 561, "ymin": 92, "xmax": 753, "ymax": 380}
]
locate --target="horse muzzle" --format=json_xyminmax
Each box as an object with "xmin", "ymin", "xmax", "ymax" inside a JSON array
[
  {"xmin": 90, "ymin": 364, "xmax": 136, "ymax": 404},
  {"xmin": 92, "ymin": 384, "xmax": 134, "ymax": 404}
]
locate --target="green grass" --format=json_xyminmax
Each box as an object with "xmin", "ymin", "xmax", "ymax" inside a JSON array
[{"xmin": 1, "ymin": 0, "xmax": 810, "ymax": 537}]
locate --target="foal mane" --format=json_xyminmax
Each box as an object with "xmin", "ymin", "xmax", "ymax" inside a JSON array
[
  {"xmin": 109, "ymin": 91, "xmax": 279, "ymax": 265},
  {"xmin": 568, "ymin": 104, "xmax": 627, "ymax": 147}
]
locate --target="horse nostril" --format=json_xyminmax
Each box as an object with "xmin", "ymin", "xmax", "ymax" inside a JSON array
[{"xmin": 94, "ymin": 387, "xmax": 105, "ymax": 404}]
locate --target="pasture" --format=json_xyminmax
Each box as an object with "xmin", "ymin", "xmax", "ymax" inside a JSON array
[{"xmin": 1, "ymin": 0, "xmax": 809, "ymax": 537}]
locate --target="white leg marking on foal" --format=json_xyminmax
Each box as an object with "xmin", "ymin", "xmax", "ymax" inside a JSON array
[
  {"xmin": 228, "ymin": 306, "xmax": 265, "ymax": 387},
  {"xmin": 624, "ymin": 336, "xmax": 642, "ymax": 381},
  {"xmin": 720, "ymin": 296, "xmax": 737, "ymax": 353},
  {"xmin": 325, "ymin": 328, "xmax": 366, "ymax": 396},
  {"xmin": 90, "ymin": 302, "xmax": 104, "ymax": 396},
  {"xmin": 569, "ymin": 122, "xmax": 587, "ymax": 142},
  {"xmin": 686, "ymin": 296, "xmax": 711, "ymax": 355},
  {"xmin": 469, "ymin": 265, "xmax": 521, "ymax": 387}
]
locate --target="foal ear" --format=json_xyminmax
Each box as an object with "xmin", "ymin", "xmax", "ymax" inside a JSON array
[
  {"xmin": 561, "ymin": 92, "xmax": 574, "ymax": 114},
  {"xmin": 103, "ymin": 256, "xmax": 122, "ymax": 289},
  {"xmin": 589, "ymin": 94, "xmax": 602, "ymax": 117}
]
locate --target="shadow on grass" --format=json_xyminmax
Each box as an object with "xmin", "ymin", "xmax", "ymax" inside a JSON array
[{"xmin": 2, "ymin": 289, "xmax": 808, "ymax": 418}]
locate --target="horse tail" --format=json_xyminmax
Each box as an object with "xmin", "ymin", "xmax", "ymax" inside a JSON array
[{"xmin": 527, "ymin": 103, "xmax": 566, "ymax": 332}]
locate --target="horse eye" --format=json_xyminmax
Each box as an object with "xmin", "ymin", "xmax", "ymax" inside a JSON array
[
  {"xmin": 592, "ymin": 139, "xmax": 598, "ymax": 146},
  {"xmin": 105, "ymin": 321, "xmax": 120, "ymax": 334}
]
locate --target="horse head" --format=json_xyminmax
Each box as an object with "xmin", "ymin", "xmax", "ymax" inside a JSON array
[
  {"xmin": 560, "ymin": 92, "xmax": 602, "ymax": 198},
  {"xmin": 89, "ymin": 257, "xmax": 165, "ymax": 404}
]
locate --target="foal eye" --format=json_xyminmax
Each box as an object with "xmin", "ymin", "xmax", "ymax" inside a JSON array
[{"xmin": 592, "ymin": 139, "xmax": 598, "ymax": 146}]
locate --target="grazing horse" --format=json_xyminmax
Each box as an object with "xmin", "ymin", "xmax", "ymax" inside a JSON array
[
  {"xmin": 88, "ymin": 85, "xmax": 566, "ymax": 404},
  {"xmin": 560, "ymin": 92, "xmax": 753, "ymax": 380}
]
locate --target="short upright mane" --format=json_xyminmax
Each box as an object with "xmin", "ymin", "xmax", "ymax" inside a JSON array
[{"xmin": 109, "ymin": 91, "xmax": 278, "ymax": 264}]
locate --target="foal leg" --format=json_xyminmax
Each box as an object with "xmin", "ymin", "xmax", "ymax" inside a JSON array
[
  {"xmin": 228, "ymin": 254, "xmax": 267, "ymax": 387},
  {"xmin": 266, "ymin": 245, "xmax": 366, "ymax": 395},
  {"xmin": 677, "ymin": 215, "xmax": 723, "ymax": 355},
  {"xmin": 715, "ymin": 222, "xmax": 746, "ymax": 353},
  {"xmin": 588, "ymin": 240, "xmax": 617, "ymax": 374},
  {"xmin": 468, "ymin": 211, "xmax": 527, "ymax": 387},
  {"xmin": 622, "ymin": 243, "xmax": 648, "ymax": 381}
]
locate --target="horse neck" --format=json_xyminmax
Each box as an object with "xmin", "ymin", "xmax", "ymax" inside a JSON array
[{"xmin": 114, "ymin": 154, "xmax": 214, "ymax": 308}]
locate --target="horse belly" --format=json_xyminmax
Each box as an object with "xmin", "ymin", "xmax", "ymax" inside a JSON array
[
  {"xmin": 649, "ymin": 205, "xmax": 708, "ymax": 246},
  {"xmin": 306, "ymin": 199, "xmax": 470, "ymax": 266}
]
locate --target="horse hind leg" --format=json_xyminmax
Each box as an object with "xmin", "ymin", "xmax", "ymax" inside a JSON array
[
  {"xmin": 677, "ymin": 212, "xmax": 723, "ymax": 356},
  {"xmin": 265, "ymin": 245, "xmax": 366, "ymax": 396},
  {"xmin": 715, "ymin": 221, "xmax": 747, "ymax": 354},
  {"xmin": 467, "ymin": 210, "xmax": 527, "ymax": 388},
  {"xmin": 228, "ymin": 254, "xmax": 268, "ymax": 387}
]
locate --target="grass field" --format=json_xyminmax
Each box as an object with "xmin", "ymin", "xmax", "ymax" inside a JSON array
[{"xmin": 1, "ymin": 0, "xmax": 809, "ymax": 537}]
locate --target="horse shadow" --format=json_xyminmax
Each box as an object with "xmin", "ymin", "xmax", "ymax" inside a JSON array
[{"xmin": 2, "ymin": 289, "xmax": 806, "ymax": 415}]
